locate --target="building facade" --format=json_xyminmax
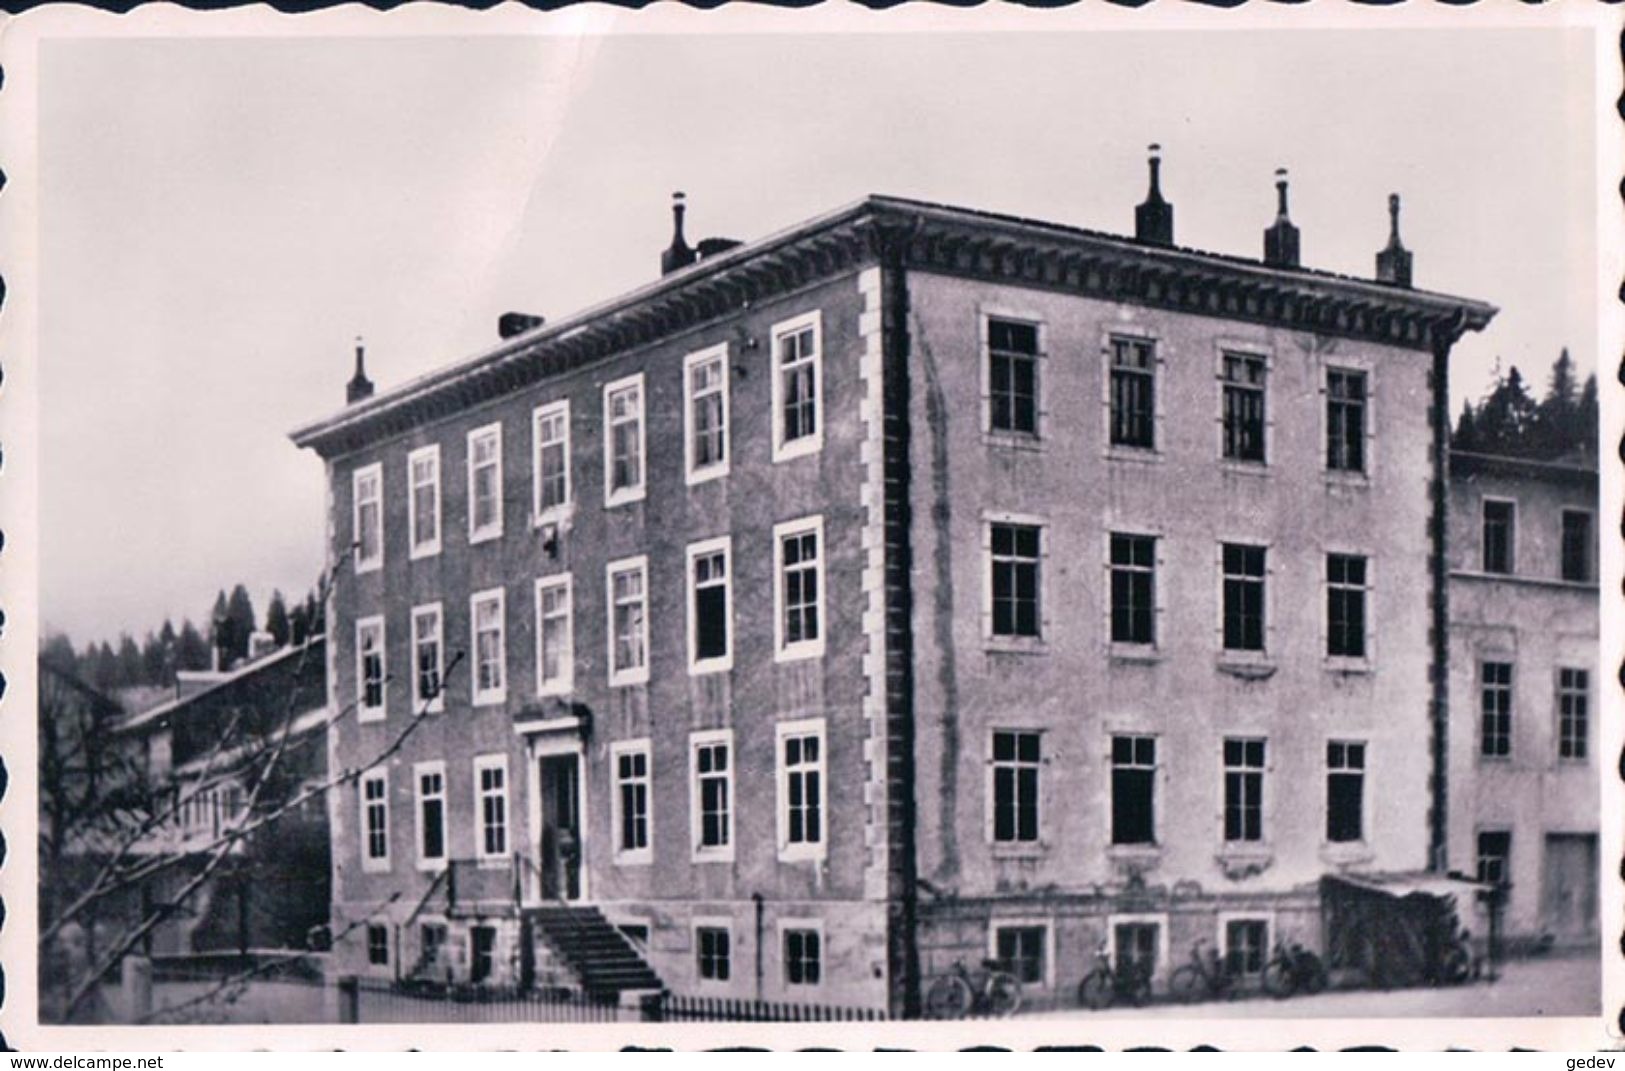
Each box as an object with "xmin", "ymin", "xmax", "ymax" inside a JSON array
[
  {"xmin": 292, "ymin": 165, "xmax": 1495, "ymax": 1013},
  {"xmin": 1446, "ymin": 452, "xmax": 1598, "ymax": 947}
]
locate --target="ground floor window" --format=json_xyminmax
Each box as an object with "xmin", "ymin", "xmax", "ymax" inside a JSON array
[
  {"xmin": 470, "ymin": 925, "xmax": 496, "ymax": 983},
  {"xmin": 784, "ymin": 927, "xmax": 822, "ymax": 987},
  {"xmin": 1223, "ymin": 919, "xmax": 1268, "ymax": 976},
  {"xmin": 618, "ymin": 924, "xmax": 650, "ymax": 949},
  {"xmin": 1477, "ymin": 830, "xmax": 1512, "ymax": 887},
  {"xmin": 367, "ymin": 924, "xmax": 389, "ymax": 967},
  {"xmin": 1114, "ymin": 922, "xmax": 1158, "ymax": 978},
  {"xmin": 994, "ymin": 925, "xmax": 1046, "ymax": 985},
  {"xmin": 697, "ymin": 926, "xmax": 731, "ymax": 982},
  {"xmin": 418, "ymin": 923, "xmax": 448, "ymax": 976}
]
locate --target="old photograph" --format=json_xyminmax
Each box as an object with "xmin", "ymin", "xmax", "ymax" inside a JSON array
[{"xmin": 5, "ymin": 4, "xmax": 1617, "ymax": 1049}]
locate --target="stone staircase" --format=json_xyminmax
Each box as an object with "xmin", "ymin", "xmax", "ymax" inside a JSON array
[{"xmin": 528, "ymin": 905, "xmax": 662, "ymax": 998}]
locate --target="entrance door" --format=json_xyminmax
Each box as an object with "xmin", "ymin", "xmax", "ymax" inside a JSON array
[
  {"xmin": 539, "ymin": 753, "xmax": 583, "ymax": 902},
  {"xmin": 1542, "ymin": 833, "xmax": 1598, "ymax": 939}
]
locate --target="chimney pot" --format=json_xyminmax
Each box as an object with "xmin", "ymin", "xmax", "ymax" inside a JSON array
[
  {"xmin": 1375, "ymin": 192, "xmax": 1414, "ymax": 288},
  {"xmin": 1134, "ymin": 143, "xmax": 1175, "ymax": 247},
  {"xmin": 660, "ymin": 190, "xmax": 697, "ymax": 276},
  {"xmin": 345, "ymin": 335, "xmax": 374, "ymax": 405},
  {"xmin": 1262, "ymin": 168, "xmax": 1301, "ymax": 269}
]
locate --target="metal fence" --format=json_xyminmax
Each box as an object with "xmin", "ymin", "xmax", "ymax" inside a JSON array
[
  {"xmin": 343, "ymin": 977, "xmax": 630, "ymax": 1024},
  {"xmin": 643, "ymin": 992, "xmax": 886, "ymax": 1022}
]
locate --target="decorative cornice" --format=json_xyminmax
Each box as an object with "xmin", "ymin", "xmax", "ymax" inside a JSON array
[{"xmin": 291, "ymin": 195, "xmax": 1498, "ymax": 459}]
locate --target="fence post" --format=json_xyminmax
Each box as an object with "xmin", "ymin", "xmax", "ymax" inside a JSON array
[
  {"xmin": 121, "ymin": 955, "xmax": 152, "ymax": 1023},
  {"xmin": 337, "ymin": 975, "xmax": 360, "ymax": 1024}
]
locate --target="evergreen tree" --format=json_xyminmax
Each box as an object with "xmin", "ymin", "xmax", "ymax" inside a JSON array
[
  {"xmin": 1452, "ymin": 399, "xmax": 1479, "ymax": 452},
  {"xmin": 115, "ymin": 634, "xmax": 143, "ymax": 688},
  {"xmin": 265, "ymin": 590, "xmax": 291, "ymax": 649},
  {"xmin": 140, "ymin": 630, "xmax": 167, "ymax": 686},
  {"xmin": 40, "ymin": 633, "xmax": 77, "ymax": 676},
  {"xmin": 1575, "ymin": 373, "xmax": 1598, "ymax": 459},
  {"xmin": 209, "ymin": 590, "xmax": 230, "ymax": 668},
  {"xmin": 1475, "ymin": 365, "xmax": 1538, "ymax": 455},
  {"xmin": 224, "ymin": 584, "xmax": 257, "ymax": 665},
  {"xmin": 177, "ymin": 619, "xmax": 212, "ymax": 672},
  {"xmin": 289, "ymin": 603, "xmax": 309, "ymax": 647}
]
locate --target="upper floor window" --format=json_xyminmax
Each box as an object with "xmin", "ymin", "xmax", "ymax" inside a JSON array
[
  {"xmin": 604, "ymin": 374, "xmax": 646, "ymax": 507},
  {"xmin": 1325, "ymin": 369, "xmax": 1367, "ymax": 474},
  {"xmin": 1109, "ymin": 336, "xmax": 1156, "ymax": 449},
  {"xmin": 535, "ymin": 575, "xmax": 573, "ymax": 696},
  {"xmin": 691, "ymin": 731, "xmax": 734, "ymax": 861},
  {"xmin": 408, "ymin": 446, "xmax": 441, "ymax": 558},
  {"xmin": 684, "ymin": 346, "xmax": 730, "ymax": 483},
  {"xmin": 771, "ymin": 312, "xmax": 822, "ymax": 462},
  {"xmin": 411, "ymin": 603, "xmax": 444, "ymax": 714},
  {"xmin": 1480, "ymin": 661, "xmax": 1513, "ymax": 758},
  {"xmin": 467, "ymin": 423, "xmax": 503, "ymax": 543},
  {"xmin": 688, "ymin": 537, "xmax": 732, "ymax": 673},
  {"xmin": 989, "ymin": 522, "xmax": 1042, "ymax": 639},
  {"xmin": 987, "ymin": 317, "xmax": 1040, "ymax": 436},
  {"xmin": 1326, "ymin": 553, "xmax": 1368, "ymax": 660},
  {"xmin": 414, "ymin": 762, "xmax": 446, "ymax": 869},
  {"xmin": 356, "ymin": 616, "xmax": 385, "ymax": 721},
  {"xmin": 1222, "ymin": 738, "xmax": 1266, "ymax": 844},
  {"xmin": 1326, "ymin": 741, "xmax": 1366, "ymax": 843},
  {"xmin": 470, "ymin": 588, "xmax": 506, "ymax": 705},
  {"xmin": 990, "ymin": 729, "xmax": 1040, "ymax": 844},
  {"xmin": 1221, "ymin": 543, "xmax": 1267, "ymax": 652},
  {"xmin": 361, "ymin": 769, "xmax": 389, "ymax": 871},
  {"xmin": 1221, "ymin": 352, "xmax": 1267, "ymax": 463},
  {"xmin": 1482, "ymin": 499, "xmax": 1515, "ymax": 574},
  {"xmin": 1558, "ymin": 667, "xmax": 1589, "ymax": 761},
  {"xmin": 777, "ymin": 719, "xmax": 826, "ymax": 861},
  {"xmin": 353, "ymin": 464, "xmax": 383, "ymax": 572},
  {"xmin": 475, "ymin": 755, "xmax": 508, "ymax": 860},
  {"xmin": 1561, "ymin": 509, "xmax": 1591, "ymax": 582},
  {"xmin": 774, "ymin": 517, "xmax": 825, "ymax": 661},
  {"xmin": 1109, "ymin": 533, "xmax": 1156, "ymax": 646},
  {"xmin": 607, "ymin": 556, "xmax": 650, "ymax": 686},
  {"xmin": 1110, "ymin": 735, "xmax": 1157, "ymax": 846},
  {"xmin": 533, "ymin": 401, "xmax": 571, "ymax": 518}
]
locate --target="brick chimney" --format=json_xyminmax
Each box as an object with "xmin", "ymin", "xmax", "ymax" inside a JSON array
[
  {"xmin": 1262, "ymin": 168, "xmax": 1300, "ymax": 269},
  {"xmin": 346, "ymin": 336, "xmax": 374, "ymax": 405},
  {"xmin": 660, "ymin": 191, "xmax": 697, "ymax": 276},
  {"xmin": 1134, "ymin": 143, "xmax": 1174, "ymax": 247},
  {"xmin": 498, "ymin": 312, "xmax": 546, "ymax": 339},
  {"xmin": 1375, "ymin": 193, "xmax": 1413, "ymax": 288}
]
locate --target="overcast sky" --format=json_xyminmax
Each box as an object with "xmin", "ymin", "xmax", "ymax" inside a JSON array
[{"xmin": 39, "ymin": 26, "xmax": 1598, "ymax": 646}]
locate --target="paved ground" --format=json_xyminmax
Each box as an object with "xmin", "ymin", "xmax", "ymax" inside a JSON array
[{"xmin": 1023, "ymin": 951, "xmax": 1600, "ymax": 1020}]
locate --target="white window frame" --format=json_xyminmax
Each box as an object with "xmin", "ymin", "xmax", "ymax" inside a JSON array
[
  {"xmin": 606, "ymin": 555, "xmax": 651, "ymax": 687},
  {"xmin": 407, "ymin": 445, "xmax": 442, "ymax": 560},
  {"xmin": 1105, "ymin": 528, "xmax": 1162, "ymax": 652},
  {"xmin": 1324, "ymin": 550, "xmax": 1374, "ymax": 669},
  {"xmin": 773, "ymin": 515, "xmax": 827, "ymax": 663},
  {"xmin": 1215, "ymin": 344, "xmax": 1274, "ymax": 471},
  {"xmin": 986, "ymin": 727, "xmax": 1044, "ymax": 848},
  {"xmin": 692, "ymin": 917, "xmax": 735, "ymax": 987},
  {"xmin": 610, "ymin": 738, "xmax": 653, "ymax": 866},
  {"xmin": 355, "ymin": 615, "xmax": 386, "ymax": 723},
  {"xmin": 467, "ymin": 422, "xmax": 504, "ymax": 544},
  {"xmin": 770, "ymin": 310, "xmax": 824, "ymax": 463},
  {"xmin": 1220, "ymin": 736, "xmax": 1269, "ymax": 847},
  {"xmin": 982, "ymin": 511, "xmax": 1049, "ymax": 648},
  {"xmin": 603, "ymin": 372, "xmax": 647, "ymax": 507},
  {"xmin": 360, "ymin": 768, "xmax": 390, "ymax": 873},
  {"xmin": 1216, "ymin": 913, "xmax": 1274, "ymax": 977},
  {"xmin": 1102, "ymin": 328, "xmax": 1164, "ymax": 460},
  {"xmin": 1481, "ymin": 495, "xmax": 1518, "ymax": 575},
  {"xmin": 474, "ymin": 753, "xmax": 509, "ymax": 865},
  {"xmin": 1106, "ymin": 912, "xmax": 1170, "ymax": 982},
  {"xmin": 412, "ymin": 760, "xmax": 447, "ymax": 872},
  {"xmin": 776, "ymin": 717, "xmax": 828, "ymax": 863},
  {"xmin": 988, "ymin": 919, "xmax": 1054, "ymax": 989},
  {"xmin": 779, "ymin": 918, "xmax": 826, "ymax": 990},
  {"xmin": 980, "ymin": 308, "xmax": 1048, "ymax": 446},
  {"xmin": 1325, "ymin": 738, "xmax": 1370, "ymax": 846},
  {"xmin": 352, "ymin": 463, "xmax": 383, "ymax": 574},
  {"xmin": 470, "ymin": 587, "xmax": 507, "ymax": 706},
  {"xmin": 1217, "ymin": 538, "xmax": 1273, "ymax": 659},
  {"xmin": 532, "ymin": 400, "xmax": 572, "ymax": 523},
  {"xmin": 410, "ymin": 602, "xmax": 445, "ymax": 714},
  {"xmin": 684, "ymin": 344, "xmax": 731, "ymax": 485},
  {"xmin": 690, "ymin": 728, "xmax": 735, "ymax": 863},
  {"xmin": 687, "ymin": 536, "xmax": 734, "ymax": 675},
  {"xmin": 1321, "ymin": 359, "xmax": 1376, "ymax": 481},
  {"xmin": 535, "ymin": 574, "xmax": 574, "ymax": 697}
]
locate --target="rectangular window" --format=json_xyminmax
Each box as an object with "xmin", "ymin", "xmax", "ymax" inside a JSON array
[
  {"xmin": 684, "ymin": 346, "xmax": 729, "ymax": 482},
  {"xmin": 353, "ymin": 464, "xmax": 383, "ymax": 571},
  {"xmin": 991, "ymin": 730, "xmax": 1041, "ymax": 844},
  {"xmin": 1224, "ymin": 920, "xmax": 1268, "ymax": 977},
  {"xmin": 772, "ymin": 313, "xmax": 822, "ymax": 460},
  {"xmin": 1326, "ymin": 741, "xmax": 1366, "ymax": 843},
  {"xmin": 533, "ymin": 401, "xmax": 571, "ymax": 517},
  {"xmin": 1482, "ymin": 499, "xmax": 1515, "ymax": 574},
  {"xmin": 990, "ymin": 523, "xmax": 1042, "ymax": 638},
  {"xmin": 1222, "ymin": 543, "xmax": 1267, "ymax": 652},
  {"xmin": 1561, "ymin": 510, "xmax": 1591, "ymax": 583},
  {"xmin": 470, "ymin": 926, "xmax": 496, "ymax": 984},
  {"xmin": 471, "ymin": 589, "xmax": 506, "ymax": 705},
  {"xmin": 987, "ymin": 317, "xmax": 1039, "ymax": 436},
  {"xmin": 692, "ymin": 732, "xmax": 733, "ymax": 859},
  {"xmin": 604, "ymin": 374, "xmax": 646, "ymax": 506},
  {"xmin": 1481, "ymin": 661, "xmax": 1514, "ymax": 758},
  {"xmin": 612, "ymin": 742, "xmax": 651, "ymax": 861},
  {"xmin": 607, "ymin": 557, "xmax": 650, "ymax": 685},
  {"xmin": 411, "ymin": 604, "xmax": 443, "ymax": 713},
  {"xmin": 367, "ymin": 924, "xmax": 389, "ymax": 967},
  {"xmin": 361, "ymin": 770, "xmax": 389, "ymax": 869},
  {"xmin": 995, "ymin": 926, "xmax": 1046, "ymax": 986},
  {"xmin": 1558, "ymin": 668, "xmax": 1589, "ymax": 760},
  {"xmin": 356, "ymin": 617, "xmax": 385, "ymax": 720},
  {"xmin": 1110, "ymin": 735, "xmax": 1156, "ymax": 846},
  {"xmin": 408, "ymin": 446, "xmax": 441, "ymax": 558},
  {"xmin": 414, "ymin": 762, "xmax": 446, "ymax": 867},
  {"xmin": 475, "ymin": 756, "xmax": 508, "ymax": 860},
  {"xmin": 1114, "ymin": 922, "xmax": 1159, "ymax": 979},
  {"xmin": 784, "ymin": 927, "xmax": 822, "ymax": 987},
  {"xmin": 778, "ymin": 720, "xmax": 826, "ymax": 859},
  {"xmin": 1326, "ymin": 553, "xmax": 1368, "ymax": 659},
  {"xmin": 1326, "ymin": 369, "xmax": 1367, "ymax": 473},
  {"xmin": 467, "ymin": 423, "xmax": 503, "ymax": 543},
  {"xmin": 1110, "ymin": 336, "xmax": 1156, "ymax": 449},
  {"xmin": 535, "ymin": 575, "xmax": 574, "ymax": 696},
  {"xmin": 775, "ymin": 517, "xmax": 825, "ymax": 660},
  {"xmin": 1221, "ymin": 352, "xmax": 1267, "ymax": 463},
  {"xmin": 696, "ymin": 926, "xmax": 731, "ymax": 982},
  {"xmin": 1476, "ymin": 830, "xmax": 1512, "ymax": 886},
  {"xmin": 1222, "ymin": 738, "xmax": 1266, "ymax": 844},
  {"xmin": 1110, "ymin": 533, "xmax": 1156, "ymax": 645},
  {"xmin": 419, "ymin": 923, "xmax": 447, "ymax": 973},
  {"xmin": 688, "ymin": 538, "xmax": 732, "ymax": 672}
]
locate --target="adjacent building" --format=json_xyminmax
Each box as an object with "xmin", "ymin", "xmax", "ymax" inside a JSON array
[{"xmin": 291, "ymin": 158, "xmax": 1497, "ymax": 1013}]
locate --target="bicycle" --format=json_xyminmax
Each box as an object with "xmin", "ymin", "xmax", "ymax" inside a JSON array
[
  {"xmin": 1167, "ymin": 938, "xmax": 1237, "ymax": 1003},
  {"xmin": 1077, "ymin": 941, "xmax": 1153, "ymax": 1010},
  {"xmin": 1261, "ymin": 940, "xmax": 1328, "ymax": 999},
  {"xmin": 924, "ymin": 958, "xmax": 1024, "ymax": 1019}
]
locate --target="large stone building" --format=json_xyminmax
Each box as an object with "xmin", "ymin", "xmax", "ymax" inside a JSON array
[
  {"xmin": 291, "ymin": 156, "xmax": 1496, "ymax": 1013},
  {"xmin": 1446, "ymin": 451, "xmax": 1598, "ymax": 948}
]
